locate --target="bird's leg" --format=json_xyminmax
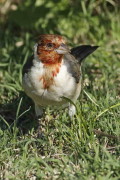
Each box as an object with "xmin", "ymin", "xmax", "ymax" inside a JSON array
[
  {"xmin": 34, "ymin": 103, "xmax": 44, "ymax": 137},
  {"xmin": 68, "ymin": 104, "xmax": 76, "ymax": 118},
  {"xmin": 35, "ymin": 104, "xmax": 43, "ymax": 117}
]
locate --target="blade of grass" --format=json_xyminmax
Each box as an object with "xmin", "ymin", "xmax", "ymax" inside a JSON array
[
  {"xmin": 0, "ymin": 115, "xmax": 10, "ymax": 129},
  {"xmin": 83, "ymin": 90, "xmax": 99, "ymax": 107},
  {"xmin": 94, "ymin": 102, "xmax": 120, "ymax": 121},
  {"xmin": 16, "ymin": 97, "xmax": 23, "ymax": 121}
]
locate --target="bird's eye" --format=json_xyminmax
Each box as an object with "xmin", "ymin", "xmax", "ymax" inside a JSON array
[{"xmin": 46, "ymin": 43, "xmax": 54, "ymax": 48}]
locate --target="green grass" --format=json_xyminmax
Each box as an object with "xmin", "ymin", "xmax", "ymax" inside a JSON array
[{"xmin": 0, "ymin": 0, "xmax": 120, "ymax": 179}]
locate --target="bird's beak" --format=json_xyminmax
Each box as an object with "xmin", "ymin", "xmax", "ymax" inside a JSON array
[{"xmin": 55, "ymin": 43, "xmax": 70, "ymax": 54}]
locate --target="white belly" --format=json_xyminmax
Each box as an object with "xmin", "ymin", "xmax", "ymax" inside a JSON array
[{"xmin": 22, "ymin": 61, "xmax": 81, "ymax": 107}]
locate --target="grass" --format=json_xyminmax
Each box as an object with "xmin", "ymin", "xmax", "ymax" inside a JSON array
[{"xmin": 0, "ymin": 0, "xmax": 120, "ymax": 179}]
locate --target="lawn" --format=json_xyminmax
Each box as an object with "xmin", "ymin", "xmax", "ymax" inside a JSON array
[{"xmin": 0, "ymin": 0, "xmax": 120, "ymax": 179}]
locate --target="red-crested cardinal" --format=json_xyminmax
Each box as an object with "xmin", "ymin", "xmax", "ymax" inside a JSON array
[{"xmin": 22, "ymin": 34, "xmax": 98, "ymax": 118}]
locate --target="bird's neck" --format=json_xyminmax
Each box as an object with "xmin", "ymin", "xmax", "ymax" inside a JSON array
[{"xmin": 37, "ymin": 50, "xmax": 63, "ymax": 65}]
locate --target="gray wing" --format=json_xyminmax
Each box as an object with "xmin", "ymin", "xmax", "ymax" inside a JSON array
[
  {"xmin": 64, "ymin": 53, "xmax": 81, "ymax": 83},
  {"xmin": 64, "ymin": 45, "xmax": 98, "ymax": 83}
]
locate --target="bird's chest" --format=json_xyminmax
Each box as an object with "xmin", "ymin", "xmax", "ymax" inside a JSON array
[
  {"xmin": 37, "ymin": 63, "xmax": 61, "ymax": 89},
  {"xmin": 23, "ymin": 62, "xmax": 77, "ymax": 104}
]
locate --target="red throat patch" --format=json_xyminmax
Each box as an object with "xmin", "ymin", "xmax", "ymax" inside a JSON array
[{"xmin": 37, "ymin": 49, "xmax": 63, "ymax": 65}]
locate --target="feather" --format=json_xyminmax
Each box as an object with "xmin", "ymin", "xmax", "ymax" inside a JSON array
[{"xmin": 71, "ymin": 45, "xmax": 99, "ymax": 63}]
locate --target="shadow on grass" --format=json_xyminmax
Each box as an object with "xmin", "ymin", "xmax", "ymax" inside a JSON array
[{"xmin": 0, "ymin": 91, "xmax": 38, "ymax": 134}]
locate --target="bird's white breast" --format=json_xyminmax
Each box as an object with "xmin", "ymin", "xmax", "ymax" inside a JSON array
[{"xmin": 22, "ymin": 58, "xmax": 81, "ymax": 107}]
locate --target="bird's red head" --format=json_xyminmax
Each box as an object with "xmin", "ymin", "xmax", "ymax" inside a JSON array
[{"xmin": 37, "ymin": 34, "xmax": 69, "ymax": 65}]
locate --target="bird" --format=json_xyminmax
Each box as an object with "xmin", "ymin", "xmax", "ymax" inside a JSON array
[{"xmin": 22, "ymin": 34, "xmax": 98, "ymax": 118}]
